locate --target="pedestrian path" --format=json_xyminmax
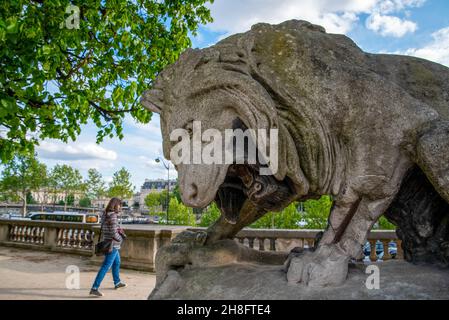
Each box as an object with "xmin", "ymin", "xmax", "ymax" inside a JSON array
[{"xmin": 0, "ymin": 247, "xmax": 156, "ymax": 300}]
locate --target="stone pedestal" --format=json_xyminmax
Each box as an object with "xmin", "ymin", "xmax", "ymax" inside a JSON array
[{"xmin": 150, "ymin": 260, "xmax": 449, "ymax": 300}]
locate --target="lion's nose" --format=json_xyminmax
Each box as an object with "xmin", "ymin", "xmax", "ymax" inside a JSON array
[{"xmin": 184, "ymin": 183, "xmax": 199, "ymax": 203}]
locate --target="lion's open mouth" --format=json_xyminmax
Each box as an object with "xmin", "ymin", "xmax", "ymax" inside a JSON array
[
  {"xmin": 214, "ymin": 164, "xmax": 296, "ymax": 225},
  {"xmin": 215, "ymin": 167, "xmax": 247, "ymax": 224}
]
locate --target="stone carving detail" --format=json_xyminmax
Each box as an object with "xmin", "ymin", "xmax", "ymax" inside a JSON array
[{"xmin": 141, "ymin": 20, "xmax": 449, "ymax": 295}]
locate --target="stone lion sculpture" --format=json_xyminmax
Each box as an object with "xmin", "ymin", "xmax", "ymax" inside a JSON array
[{"xmin": 141, "ymin": 20, "xmax": 449, "ymax": 294}]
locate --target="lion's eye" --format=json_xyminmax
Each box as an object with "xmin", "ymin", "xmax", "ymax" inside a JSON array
[
  {"xmin": 184, "ymin": 122, "xmax": 193, "ymax": 136},
  {"xmin": 254, "ymin": 182, "xmax": 262, "ymax": 192}
]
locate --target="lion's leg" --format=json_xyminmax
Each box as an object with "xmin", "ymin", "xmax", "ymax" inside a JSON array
[
  {"xmin": 319, "ymin": 191, "xmax": 361, "ymax": 246},
  {"xmin": 415, "ymin": 120, "xmax": 449, "ymax": 203},
  {"xmin": 338, "ymin": 197, "xmax": 393, "ymax": 258},
  {"xmin": 287, "ymin": 196, "xmax": 393, "ymax": 287}
]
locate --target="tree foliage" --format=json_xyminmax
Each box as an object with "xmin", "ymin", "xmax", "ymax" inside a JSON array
[
  {"xmin": 172, "ymin": 181, "xmax": 181, "ymax": 202},
  {"xmin": 50, "ymin": 164, "xmax": 83, "ymax": 210},
  {"xmin": 26, "ymin": 191, "xmax": 37, "ymax": 204},
  {"xmin": 249, "ymin": 196, "xmax": 333, "ymax": 229},
  {"xmin": 66, "ymin": 193, "xmax": 75, "ymax": 206},
  {"xmin": 78, "ymin": 196, "xmax": 92, "ymax": 208},
  {"xmin": 198, "ymin": 202, "xmax": 221, "ymax": 227},
  {"xmin": 250, "ymin": 202, "xmax": 301, "ymax": 229},
  {"xmin": 159, "ymin": 189, "xmax": 173, "ymax": 210},
  {"xmin": 144, "ymin": 191, "xmax": 160, "ymax": 212},
  {"xmin": 0, "ymin": 153, "xmax": 47, "ymax": 215},
  {"xmin": 85, "ymin": 168, "xmax": 106, "ymax": 200},
  {"xmin": 299, "ymin": 195, "xmax": 333, "ymax": 229},
  {"xmin": 168, "ymin": 197, "xmax": 196, "ymax": 226},
  {"xmin": 0, "ymin": 0, "xmax": 213, "ymax": 162},
  {"xmin": 108, "ymin": 167, "xmax": 133, "ymax": 199},
  {"xmin": 376, "ymin": 216, "xmax": 396, "ymax": 230}
]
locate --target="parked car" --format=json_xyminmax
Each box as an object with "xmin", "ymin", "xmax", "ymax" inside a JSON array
[
  {"xmin": 117, "ymin": 215, "xmax": 134, "ymax": 224},
  {"xmin": 30, "ymin": 211, "xmax": 99, "ymax": 223},
  {"xmin": 0, "ymin": 212, "xmax": 29, "ymax": 220},
  {"xmin": 157, "ymin": 218, "xmax": 175, "ymax": 225},
  {"xmin": 388, "ymin": 241, "xmax": 397, "ymax": 259}
]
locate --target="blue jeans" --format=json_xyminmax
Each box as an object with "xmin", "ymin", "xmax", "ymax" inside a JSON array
[{"xmin": 92, "ymin": 248, "xmax": 121, "ymax": 289}]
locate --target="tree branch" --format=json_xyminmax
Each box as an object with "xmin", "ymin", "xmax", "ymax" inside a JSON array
[{"xmin": 88, "ymin": 99, "xmax": 137, "ymax": 121}]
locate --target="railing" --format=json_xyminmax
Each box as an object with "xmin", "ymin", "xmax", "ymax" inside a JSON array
[
  {"xmin": 190, "ymin": 227, "xmax": 403, "ymax": 261},
  {"xmin": 1, "ymin": 219, "xmax": 96, "ymax": 255},
  {"xmin": 56, "ymin": 228, "xmax": 96, "ymax": 250},
  {"xmin": 0, "ymin": 219, "xmax": 184, "ymax": 271},
  {"xmin": 9, "ymin": 225, "xmax": 45, "ymax": 244},
  {"xmin": 234, "ymin": 229, "xmax": 321, "ymax": 252},
  {"xmin": 365, "ymin": 230, "xmax": 404, "ymax": 261},
  {"xmin": 0, "ymin": 219, "xmax": 403, "ymax": 272}
]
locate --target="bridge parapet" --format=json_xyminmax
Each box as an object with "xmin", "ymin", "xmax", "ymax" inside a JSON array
[{"xmin": 0, "ymin": 220, "xmax": 402, "ymax": 272}]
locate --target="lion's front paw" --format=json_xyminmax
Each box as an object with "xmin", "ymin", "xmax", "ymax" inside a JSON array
[
  {"xmin": 286, "ymin": 244, "xmax": 350, "ymax": 287},
  {"xmin": 172, "ymin": 230, "xmax": 208, "ymax": 246}
]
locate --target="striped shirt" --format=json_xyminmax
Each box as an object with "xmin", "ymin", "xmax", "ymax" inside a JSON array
[{"xmin": 100, "ymin": 211, "xmax": 123, "ymax": 249}]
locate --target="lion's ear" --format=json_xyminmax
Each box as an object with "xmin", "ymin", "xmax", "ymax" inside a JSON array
[{"xmin": 140, "ymin": 88, "xmax": 164, "ymax": 114}]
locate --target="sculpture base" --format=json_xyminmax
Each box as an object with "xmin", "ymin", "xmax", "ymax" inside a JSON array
[{"xmin": 149, "ymin": 260, "xmax": 449, "ymax": 300}]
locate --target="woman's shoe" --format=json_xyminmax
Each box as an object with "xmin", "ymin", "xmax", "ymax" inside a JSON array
[
  {"xmin": 89, "ymin": 288, "xmax": 104, "ymax": 297},
  {"xmin": 114, "ymin": 282, "xmax": 127, "ymax": 289}
]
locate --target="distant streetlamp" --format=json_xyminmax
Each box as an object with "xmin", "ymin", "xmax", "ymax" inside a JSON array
[{"xmin": 155, "ymin": 157, "xmax": 170, "ymax": 224}]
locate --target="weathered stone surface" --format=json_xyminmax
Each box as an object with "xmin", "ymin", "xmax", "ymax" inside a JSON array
[
  {"xmin": 141, "ymin": 19, "xmax": 449, "ymax": 291},
  {"xmin": 151, "ymin": 234, "xmax": 287, "ymax": 297},
  {"xmin": 151, "ymin": 260, "xmax": 449, "ymax": 300}
]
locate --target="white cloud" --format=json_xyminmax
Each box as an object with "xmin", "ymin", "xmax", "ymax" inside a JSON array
[
  {"xmin": 119, "ymin": 134, "xmax": 163, "ymax": 154},
  {"xmin": 204, "ymin": 0, "xmax": 425, "ymax": 37},
  {"xmin": 57, "ymin": 159, "xmax": 116, "ymax": 171},
  {"xmin": 138, "ymin": 156, "xmax": 178, "ymax": 179},
  {"xmin": 376, "ymin": 0, "xmax": 426, "ymax": 14},
  {"xmin": 366, "ymin": 13, "xmax": 417, "ymax": 37},
  {"xmin": 37, "ymin": 140, "xmax": 117, "ymax": 161},
  {"xmin": 399, "ymin": 26, "xmax": 449, "ymax": 67},
  {"xmin": 123, "ymin": 114, "xmax": 162, "ymax": 137},
  {"xmin": 105, "ymin": 176, "xmax": 113, "ymax": 183},
  {"xmin": 206, "ymin": 0, "xmax": 370, "ymax": 35}
]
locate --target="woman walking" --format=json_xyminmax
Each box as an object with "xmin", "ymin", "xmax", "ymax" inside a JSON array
[{"xmin": 90, "ymin": 197, "xmax": 127, "ymax": 297}]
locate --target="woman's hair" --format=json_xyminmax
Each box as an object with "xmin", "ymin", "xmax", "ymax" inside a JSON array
[{"xmin": 105, "ymin": 197, "xmax": 122, "ymax": 213}]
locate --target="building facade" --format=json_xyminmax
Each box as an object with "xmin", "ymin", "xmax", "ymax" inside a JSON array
[
  {"xmin": 138, "ymin": 179, "xmax": 177, "ymax": 212},
  {"xmin": 30, "ymin": 189, "xmax": 84, "ymax": 206}
]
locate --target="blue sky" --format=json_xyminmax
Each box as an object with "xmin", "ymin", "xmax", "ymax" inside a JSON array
[{"xmin": 35, "ymin": 0, "xmax": 449, "ymax": 190}]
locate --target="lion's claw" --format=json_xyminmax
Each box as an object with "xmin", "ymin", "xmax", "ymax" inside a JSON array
[
  {"xmin": 172, "ymin": 230, "xmax": 208, "ymax": 246},
  {"xmin": 286, "ymin": 244, "xmax": 350, "ymax": 287}
]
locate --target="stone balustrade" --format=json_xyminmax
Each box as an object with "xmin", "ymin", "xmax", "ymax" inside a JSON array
[
  {"xmin": 0, "ymin": 219, "xmax": 97, "ymax": 256},
  {"xmin": 365, "ymin": 230, "xmax": 404, "ymax": 261},
  {"xmin": 9, "ymin": 225, "xmax": 45, "ymax": 244},
  {"xmin": 0, "ymin": 219, "xmax": 184, "ymax": 271},
  {"xmin": 234, "ymin": 228, "xmax": 321, "ymax": 252},
  {"xmin": 0, "ymin": 219, "xmax": 402, "ymax": 273},
  {"xmin": 189, "ymin": 227, "xmax": 403, "ymax": 260}
]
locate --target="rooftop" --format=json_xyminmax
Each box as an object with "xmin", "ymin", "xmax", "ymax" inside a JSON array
[{"xmin": 141, "ymin": 179, "xmax": 176, "ymax": 190}]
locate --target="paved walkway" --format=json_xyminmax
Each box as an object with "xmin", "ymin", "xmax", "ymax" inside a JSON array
[{"xmin": 0, "ymin": 247, "xmax": 156, "ymax": 300}]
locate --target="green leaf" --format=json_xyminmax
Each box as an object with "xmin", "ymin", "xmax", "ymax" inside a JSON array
[
  {"xmin": 42, "ymin": 45, "xmax": 52, "ymax": 55},
  {"xmin": 6, "ymin": 17, "xmax": 18, "ymax": 34},
  {"xmin": 0, "ymin": 0, "xmax": 213, "ymax": 162}
]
